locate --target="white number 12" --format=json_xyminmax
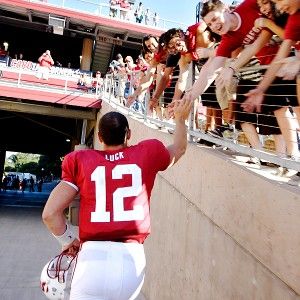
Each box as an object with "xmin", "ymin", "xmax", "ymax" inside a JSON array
[{"xmin": 90, "ymin": 164, "xmax": 144, "ymax": 222}]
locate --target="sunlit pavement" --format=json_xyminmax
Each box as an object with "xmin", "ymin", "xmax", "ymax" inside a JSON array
[{"xmin": 0, "ymin": 181, "xmax": 60, "ymax": 300}]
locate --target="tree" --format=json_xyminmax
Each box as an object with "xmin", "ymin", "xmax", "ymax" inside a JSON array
[
  {"xmin": 4, "ymin": 152, "xmax": 62, "ymax": 179},
  {"xmin": 6, "ymin": 153, "xmax": 40, "ymax": 171}
]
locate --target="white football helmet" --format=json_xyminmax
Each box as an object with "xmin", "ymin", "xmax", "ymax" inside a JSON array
[{"xmin": 40, "ymin": 252, "xmax": 76, "ymax": 300}]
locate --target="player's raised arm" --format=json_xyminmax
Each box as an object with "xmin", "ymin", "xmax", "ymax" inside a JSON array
[{"xmin": 167, "ymin": 98, "xmax": 193, "ymax": 167}]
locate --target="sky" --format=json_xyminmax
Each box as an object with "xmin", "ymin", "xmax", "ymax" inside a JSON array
[{"xmin": 139, "ymin": 0, "xmax": 200, "ymax": 27}]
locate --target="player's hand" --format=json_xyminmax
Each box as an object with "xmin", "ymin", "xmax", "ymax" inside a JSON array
[
  {"xmin": 62, "ymin": 238, "xmax": 80, "ymax": 256},
  {"xmin": 173, "ymin": 98, "xmax": 193, "ymax": 121},
  {"xmin": 166, "ymin": 101, "xmax": 176, "ymax": 119},
  {"xmin": 241, "ymin": 88, "xmax": 264, "ymax": 113}
]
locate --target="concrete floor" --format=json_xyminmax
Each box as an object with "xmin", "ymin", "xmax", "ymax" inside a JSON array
[
  {"xmin": 0, "ymin": 184, "xmax": 147, "ymax": 300},
  {"xmin": 0, "ymin": 192, "xmax": 60, "ymax": 299}
]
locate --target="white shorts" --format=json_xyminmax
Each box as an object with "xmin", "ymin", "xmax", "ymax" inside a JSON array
[
  {"xmin": 70, "ymin": 241, "xmax": 146, "ymax": 300},
  {"xmin": 36, "ymin": 66, "xmax": 50, "ymax": 80}
]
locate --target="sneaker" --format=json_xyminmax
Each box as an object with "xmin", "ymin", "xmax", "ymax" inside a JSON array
[
  {"xmin": 245, "ymin": 157, "xmax": 262, "ymax": 166},
  {"xmin": 207, "ymin": 128, "xmax": 223, "ymax": 138},
  {"xmin": 196, "ymin": 139, "xmax": 215, "ymax": 147},
  {"xmin": 272, "ymin": 166, "xmax": 289, "ymax": 177},
  {"xmin": 221, "ymin": 123, "xmax": 233, "ymax": 132}
]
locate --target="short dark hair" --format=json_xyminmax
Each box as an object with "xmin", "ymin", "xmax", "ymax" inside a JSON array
[
  {"xmin": 162, "ymin": 28, "xmax": 184, "ymax": 47},
  {"xmin": 142, "ymin": 34, "xmax": 158, "ymax": 53},
  {"xmin": 98, "ymin": 112, "xmax": 129, "ymax": 146},
  {"xmin": 201, "ymin": 0, "xmax": 226, "ymax": 18}
]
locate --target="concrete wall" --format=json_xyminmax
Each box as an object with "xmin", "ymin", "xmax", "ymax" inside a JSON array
[{"xmin": 97, "ymin": 104, "xmax": 300, "ymax": 300}]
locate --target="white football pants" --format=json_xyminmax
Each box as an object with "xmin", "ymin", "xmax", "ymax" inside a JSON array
[{"xmin": 70, "ymin": 241, "xmax": 146, "ymax": 300}]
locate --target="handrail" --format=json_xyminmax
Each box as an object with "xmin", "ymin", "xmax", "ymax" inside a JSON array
[
  {"xmin": 103, "ymin": 70, "xmax": 300, "ymax": 173},
  {"xmin": 26, "ymin": 0, "xmax": 188, "ymax": 29},
  {"xmin": 0, "ymin": 65, "xmax": 103, "ymax": 98}
]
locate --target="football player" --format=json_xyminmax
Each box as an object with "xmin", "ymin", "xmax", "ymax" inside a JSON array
[{"xmin": 42, "ymin": 98, "xmax": 192, "ymax": 300}]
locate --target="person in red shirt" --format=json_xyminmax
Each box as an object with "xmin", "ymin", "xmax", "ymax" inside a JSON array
[
  {"xmin": 0, "ymin": 46, "xmax": 7, "ymax": 57},
  {"xmin": 161, "ymin": 23, "xmax": 222, "ymax": 133},
  {"xmin": 242, "ymin": 0, "xmax": 300, "ymax": 159},
  {"xmin": 37, "ymin": 49, "xmax": 54, "ymax": 80},
  {"xmin": 127, "ymin": 34, "xmax": 179, "ymax": 120},
  {"xmin": 153, "ymin": 22, "xmax": 216, "ymax": 103},
  {"xmin": 183, "ymin": 0, "xmax": 262, "ymax": 103},
  {"xmin": 215, "ymin": 0, "xmax": 290, "ymax": 156},
  {"xmin": 42, "ymin": 99, "xmax": 192, "ymax": 300},
  {"xmin": 127, "ymin": 33, "xmax": 174, "ymax": 107},
  {"xmin": 181, "ymin": 0, "xmax": 286, "ymax": 152}
]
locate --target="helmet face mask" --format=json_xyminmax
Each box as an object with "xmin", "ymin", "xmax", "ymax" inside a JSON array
[{"xmin": 40, "ymin": 253, "xmax": 76, "ymax": 300}]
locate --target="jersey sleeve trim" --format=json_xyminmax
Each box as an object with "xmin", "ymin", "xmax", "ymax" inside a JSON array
[{"xmin": 62, "ymin": 180, "xmax": 79, "ymax": 192}]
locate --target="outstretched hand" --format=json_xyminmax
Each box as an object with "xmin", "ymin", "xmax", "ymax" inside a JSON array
[
  {"xmin": 149, "ymin": 97, "xmax": 159, "ymax": 111},
  {"xmin": 166, "ymin": 101, "xmax": 176, "ymax": 119},
  {"xmin": 241, "ymin": 88, "xmax": 264, "ymax": 113},
  {"xmin": 215, "ymin": 66, "xmax": 234, "ymax": 89},
  {"xmin": 196, "ymin": 47, "xmax": 214, "ymax": 59},
  {"xmin": 126, "ymin": 94, "xmax": 136, "ymax": 107},
  {"xmin": 167, "ymin": 92, "xmax": 194, "ymax": 119},
  {"xmin": 173, "ymin": 98, "xmax": 193, "ymax": 121},
  {"xmin": 276, "ymin": 56, "xmax": 300, "ymax": 80}
]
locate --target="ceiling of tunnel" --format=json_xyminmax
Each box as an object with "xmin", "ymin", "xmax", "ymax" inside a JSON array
[{"xmin": 0, "ymin": 108, "xmax": 84, "ymax": 157}]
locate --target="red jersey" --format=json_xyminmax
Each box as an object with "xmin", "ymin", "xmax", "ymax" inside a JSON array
[
  {"xmin": 39, "ymin": 54, "xmax": 53, "ymax": 69},
  {"xmin": 0, "ymin": 49, "xmax": 7, "ymax": 56},
  {"xmin": 154, "ymin": 48, "xmax": 168, "ymax": 64},
  {"xmin": 256, "ymin": 42, "xmax": 279, "ymax": 65},
  {"xmin": 284, "ymin": 11, "xmax": 300, "ymax": 50},
  {"xmin": 216, "ymin": 0, "xmax": 261, "ymax": 57},
  {"xmin": 62, "ymin": 139, "xmax": 170, "ymax": 244},
  {"xmin": 182, "ymin": 22, "xmax": 203, "ymax": 60}
]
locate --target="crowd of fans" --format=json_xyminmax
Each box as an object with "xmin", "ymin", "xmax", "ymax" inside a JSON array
[
  {"xmin": 0, "ymin": 44, "xmax": 103, "ymax": 94},
  {"xmin": 1, "ymin": 0, "xmax": 299, "ymax": 180},
  {"xmin": 108, "ymin": 0, "xmax": 300, "ymax": 179},
  {"xmin": 109, "ymin": 1, "xmax": 159, "ymax": 26}
]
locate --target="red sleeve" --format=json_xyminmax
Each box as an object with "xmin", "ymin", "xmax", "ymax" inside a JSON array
[
  {"xmin": 216, "ymin": 0, "xmax": 260, "ymax": 57},
  {"xmin": 284, "ymin": 12, "xmax": 300, "ymax": 44},
  {"xmin": 185, "ymin": 22, "xmax": 206, "ymax": 60},
  {"xmin": 139, "ymin": 139, "xmax": 170, "ymax": 172},
  {"xmin": 61, "ymin": 151, "xmax": 78, "ymax": 184}
]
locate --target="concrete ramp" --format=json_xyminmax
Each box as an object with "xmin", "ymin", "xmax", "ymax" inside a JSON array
[
  {"xmin": 97, "ymin": 103, "xmax": 300, "ymax": 300},
  {"xmin": 0, "ymin": 206, "xmax": 59, "ymax": 300}
]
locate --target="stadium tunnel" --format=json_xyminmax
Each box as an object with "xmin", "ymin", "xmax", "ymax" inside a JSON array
[{"xmin": 0, "ymin": 97, "xmax": 98, "ymax": 181}]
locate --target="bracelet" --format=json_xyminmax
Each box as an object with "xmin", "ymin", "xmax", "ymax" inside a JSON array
[
  {"xmin": 52, "ymin": 223, "xmax": 76, "ymax": 247},
  {"xmin": 228, "ymin": 66, "xmax": 236, "ymax": 73}
]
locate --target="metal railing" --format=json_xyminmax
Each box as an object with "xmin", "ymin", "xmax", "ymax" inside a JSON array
[
  {"xmin": 102, "ymin": 68, "xmax": 300, "ymax": 173},
  {"xmin": 0, "ymin": 65, "xmax": 103, "ymax": 98},
  {"xmin": 26, "ymin": 0, "xmax": 187, "ymax": 30}
]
